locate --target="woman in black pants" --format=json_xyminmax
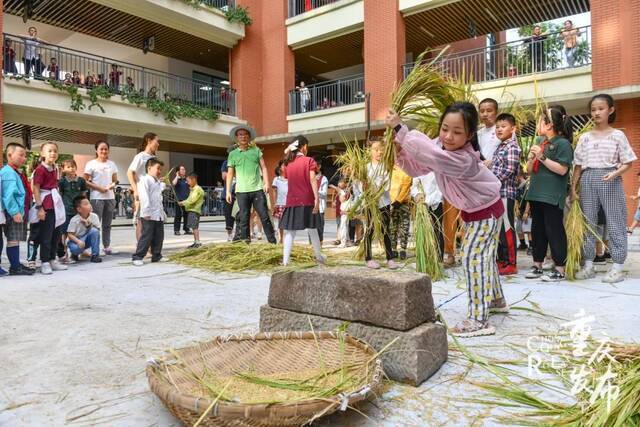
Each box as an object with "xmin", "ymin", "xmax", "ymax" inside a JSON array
[{"xmin": 525, "ymin": 107, "xmax": 574, "ymax": 282}]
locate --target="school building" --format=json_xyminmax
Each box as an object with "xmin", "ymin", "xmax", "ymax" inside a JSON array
[{"xmin": 1, "ymin": 0, "xmax": 639, "ymax": 220}]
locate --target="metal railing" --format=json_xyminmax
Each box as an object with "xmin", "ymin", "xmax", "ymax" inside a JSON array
[
  {"xmin": 402, "ymin": 25, "xmax": 591, "ymax": 83},
  {"xmin": 114, "ymin": 185, "xmax": 225, "ymax": 219},
  {"xmin": 3, "ymin": 33, "xmax": 236, "ymax": 116},
  {"xmin": 288, "ymin": 0, "xmax": 341, "ymax": 18},
  {"xmin": 289, "ymin": 74, "xmax": 364, "ymax": 115}
]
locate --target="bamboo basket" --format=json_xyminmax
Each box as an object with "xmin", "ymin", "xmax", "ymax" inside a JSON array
[{"xmin": 147, "ymin": 331, "xmax": 384, "ymax": 426}]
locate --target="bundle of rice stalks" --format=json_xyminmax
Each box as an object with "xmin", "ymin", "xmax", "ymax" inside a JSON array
[
  {"xmin": 452, "ymin": 327, "xmax": 640, "ymax": 426},
  {"xmin": 413, "ymin": 182, "xmax": 445, "ymax": 281},
  {"xmin": 170, "ymin": 242, "xmax": 319, "ymax": 272},
  {"xmin": 565, "ymin": 199, "xmax": 588, "ymax": 280}
]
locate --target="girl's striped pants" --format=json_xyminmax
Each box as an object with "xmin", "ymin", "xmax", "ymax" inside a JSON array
[{"xmin": 460, "ymin": 217, "xmax": 504, "ymax": 323}]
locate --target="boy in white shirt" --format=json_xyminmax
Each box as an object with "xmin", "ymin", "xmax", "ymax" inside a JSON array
[
  {"xmin": 132, "ymin": 158, "xmax": 166, "ymax": 266},
  {"xmin": 477, "ymin": 98, "xmax": 501, "ymax": 160},
  {"xmin": 67, "ymin": 196, "xmax": 102, "ymax": 263}
]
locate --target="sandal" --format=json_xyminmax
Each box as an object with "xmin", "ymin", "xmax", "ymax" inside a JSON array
[
  {"xmin": 488, "ymin": 298, "xmax": 509, "ymax": 314},
  {"xmin": 451, "ymin": 319, "xmax": 496, "ymax": 338}
]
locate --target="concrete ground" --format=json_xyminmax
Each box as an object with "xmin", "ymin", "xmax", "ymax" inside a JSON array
[{"xmin": 1, "ymin": 222, "xmax": 639, "ymax": 426}]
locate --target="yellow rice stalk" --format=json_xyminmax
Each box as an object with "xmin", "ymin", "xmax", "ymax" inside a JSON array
[{"xmin": 413, "ymin": 197, "xmax": 445, "ymax": 281}]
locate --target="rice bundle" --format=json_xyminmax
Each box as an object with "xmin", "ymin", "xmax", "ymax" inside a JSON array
[
  {"xmin": 413, "ymin": 182, "xmax": 445, "ymax": 281},
  {"xmin": 170, "ymin": 242, "xmax": 319, "ymax": 272}
]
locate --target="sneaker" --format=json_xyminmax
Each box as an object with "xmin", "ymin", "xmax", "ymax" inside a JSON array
[
  {"xmin": 90, "ymin": 255, "xmax": 103, "ymax": 263},
  {"xmin": 366, "ymin": 260, "xmax": 381, "ymax": 269},
  {"xmin": 499, "ymin": 264, "xmax": 518, "ymax": 276},
  {"xmin": 542, "ymin": 259, "xmax": 555, "ymax": 270},
  {"xmin": 63, "ymin": 256, "xmax": 76, "ymax": 265},
  {"xmin": 132, "ymin": 259, "xmax": 144, "ymax": 267},
  {"xmin": 517, "ymin": 242, "xmax": 528, "ymax": 251},
  {"xmin": 525, "ymin": 266, "xmax": 544, "ymax": 279},
  {"xmin": 387, "ymin": 259, "xmax": 400, "ymax": 270},
  {"xmin": 27, "ymin": 260, "xmax": 37, "ymax": 269},
  {"xmin": 174, "ymin": 231, "xmax": 181, "ymax": 236},
  {"xmin": 50, "ymin": 260, "xmax": 68, "ymax": 271},
  {"xmin": 187, "ymin": 242, "xmax": 202, "ymax": 249},
  {"xmin": 526, "ymin": 247, "xmax": 532, "ymax": 256},
  {"xmin": 257, "ymin": 232, "xmax": 263, "ymax": 240},
  {"xmin": 70, "ymin": 254, "xmax": 80, "ymax": 262},
  {"xmin": 541, "ymin": 269, "xmax": 565, "ymax": 282},
  {"xmin": 575, "ymin": 266, "xmax": 596, "ymax": 280},
  {"xmin": 603, "ymin": 252, "xmax": 612, "ymax": 263},
  {"xmin": 104, "ymin": 247, "xmax": 119, "ymax": 255},
  {"xmin": 602, "ymin": 269, "xmax": 624, "ymax": 283},
  {"xmin": 451, "ymin": 319, "xmax": 496, "ymax": 338},
  {"xmin": 332, "ymin": 240, "xmax": 341, "ymax": 246},
  {"xmin": 10, "ymin": 265, "xmax": 35, "ymax": 276},
  {"xmin": 0, "ymin": 266, "xmax": 8, "ymax": 277},
  {"xmin": 488, "ymin": 299, "xmax": 510, "ymax": 314},
  {"xmin": 226, "ymin": 234, "xmax": 233, "ymax": 242},
  {"xmin": 593, "ymin": 254, "xmax": 607, "ymax": 265},
  {"xmin": 399, "ymin": 251, "xmax": 407, "ymax": 260},
  {"xmin": 41, "ymin": 262, "xmax": 53, "ymax": 275}
]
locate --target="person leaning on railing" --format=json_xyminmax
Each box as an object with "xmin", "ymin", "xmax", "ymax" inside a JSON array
[{"xmin": 560, "ymin": 20, "xmax": 581, "ymax": 68}]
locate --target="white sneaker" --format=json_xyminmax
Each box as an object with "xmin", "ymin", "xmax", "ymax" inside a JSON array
[
  {"xmin": 132, "ymin": 260, "xmax": 144, "ymax": 267},
  {"xmin": 104, "ymin": 247, "xmax": 119, "ymax": 255},
  {"xmin": 152, "ymin": 257, "xmax": 169, "ymax": 263},
  {"xmin": 50, "ymin": 260, "xmax": 68, "ymax": 271},
  {"xmin": 575, "ymin": 266, "xmax": 596, "ymax": 280},
  {"xmin": 602, "ymin": 269, "xmax": 624, "ymax": 283},
  {"xmin": 542, "ymin": 259, "xmax": 555, "ymax": 271},
  {"xmin": 41, "ymin": 262, "xmax": 53, "ymax": 275}
]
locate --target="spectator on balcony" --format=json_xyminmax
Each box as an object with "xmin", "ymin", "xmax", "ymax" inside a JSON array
[
  {"xmin": 320, "ymin": 97, "xmax": 330, "ymax": 110},
  {"xmin": 125, "ymin": 76, "xmax": 135, "ymax": 93},
  {"xmin": 508, "ymin": 64, "xmax": 518, "ymax": 77},
  {"xmin": 225, "ymin": 125, "xmax": 277, "ymax": 244},
  {"xmin": 72, "ymin": 70, "xmax": 82, "ymax": 86},
  {"xmin": 296, "ymin": 81, "xmax": 310, "ymax": 113},
  {"xmin": 97, "ymin": 73, "xmax": 106, "ymax": 86},
  {"xmin": 85, "ymin": 73, "xmax": 96, "ymax": 89},
  {"xmin": 560, "ymin": 20, "xmax": 581, "ymax": 68},
  {"xmin": 109, "ymin": 64, "xmax": 122, "ymax": 91},
  {"xmin": 526, "ymin": 25, "xmax": 548, "ymax": 73},
  {"xmin": 23, "ymin": 26, "xmax": 46, "ymax": 78},
  {"xmin": 220, "ymin": 86, "xmax": 230, "ymax": 114},
  {"xmin": 3, "ymin": 39, "xmax": 18, "ymax": 74},
  {"xmin": 45, "ymin": 58, "xmax": 59, "ymax": 80},
  {"xmin": 147, "ymin": 86, "xmax": 158, "ymax": 100},
  {"xmin": 63, "ymin": 73, "xmax": 73, "ymax": 86}
]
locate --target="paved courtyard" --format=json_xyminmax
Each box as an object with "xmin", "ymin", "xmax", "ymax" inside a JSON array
[{"xmin": 2, "ymin": 221, "xmax": 639, "ymax": 426}]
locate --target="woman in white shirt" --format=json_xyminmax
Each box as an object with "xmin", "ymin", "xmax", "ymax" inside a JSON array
[{"xmin": 84, "ymin": 141, "xmax": 119, "ymax": 255}]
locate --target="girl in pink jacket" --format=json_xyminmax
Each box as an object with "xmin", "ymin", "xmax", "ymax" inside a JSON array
[{"xmin": 387, "ymin": 102, "xmax": 507, "ymax": 338}]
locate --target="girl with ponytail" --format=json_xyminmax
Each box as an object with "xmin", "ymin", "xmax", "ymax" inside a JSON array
[
  {"xmin": 279, "ymin": 135, "xmax": 325, "ymax": 266},
  {"xmin": 524, "ymin": 106, "xmax": 574, "ymax": 282},
  {"xmin": 388, "ymin": 101, "xmax": 506, "ymax": 338}
]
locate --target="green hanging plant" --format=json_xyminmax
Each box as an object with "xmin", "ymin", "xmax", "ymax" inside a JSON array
[
  {"xmin": 87, "ymin": 85, "xmax": 114, "ymax": 113},
  {"xmin": 47, "ymin": 78, "xmax": 85, "ymax": 111},
  {"xmin": 6, "ymin": 73, "xmax": 31, "ymax": 83},
  {"xmin": 225, "ymin": 5, "xmax": 252, "ymax": 25}
]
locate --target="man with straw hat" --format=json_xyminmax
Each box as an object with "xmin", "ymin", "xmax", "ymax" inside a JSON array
[{"xmin": 225, "ymin": 124, "xmax": 276, "ymax": 244}]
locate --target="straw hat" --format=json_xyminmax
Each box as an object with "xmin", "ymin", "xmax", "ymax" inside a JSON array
[{"xmin": 229, "ymin": 124, "xmax": 257, "ymax": 141}]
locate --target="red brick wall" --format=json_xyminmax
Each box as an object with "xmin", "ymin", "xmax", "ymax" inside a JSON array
[
  {"xmin": 617, "ymin": 98, "xmax": 640, "ymax": 224},
  {"xmin": 364, "ymin": 0, "xmax": 405, "ymax": 120},
  {"xmin": 231, "ymin": 0, "xmax": 294, "ymax": 136},
  {"xmin": 591, "ymin": 0, "xmax": 640, "ymax": 89}
]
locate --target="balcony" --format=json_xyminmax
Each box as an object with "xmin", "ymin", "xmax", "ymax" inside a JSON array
[
  {"xmin": 87, "ymin": 0, "xmax": 244, "ymax": 47},
  {"xmin": 403, "ymin": 26, "xmax": 592, "ymax": 82},
  {"xmin": 286, "ymin": 0, "xmax": 363, "ymax": 48},
  {"xmin": 2, "ymin": 34, "xmax": 244, "ymax": 147}
]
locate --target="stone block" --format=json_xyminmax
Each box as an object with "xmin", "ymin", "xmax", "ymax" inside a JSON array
[
  {"xmin": 260, "ymin": 305, "xmax": 447, "ymax": 386},
  {"xmin": 268, "ymin": 267, "xmax": 435, "ymax": 331}
]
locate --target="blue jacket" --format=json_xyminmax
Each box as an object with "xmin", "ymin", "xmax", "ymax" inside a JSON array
[{"xmin": 0, "ymin": 165, "xmax": 26, "ymax": 217}]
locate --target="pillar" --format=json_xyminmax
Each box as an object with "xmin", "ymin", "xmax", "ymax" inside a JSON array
[{"xmin": 363, "ymin": 0, "xmax": 406, "ymax": 121}]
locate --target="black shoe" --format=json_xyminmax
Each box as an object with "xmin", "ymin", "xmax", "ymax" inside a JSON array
[
  {"xmin": 174, "ymin": 231, "xmax": 181, "ymax": 236},
  {"xmin": 526, "ymin": 247, "xmax": 532, "ymax": 255},
  {"xmin": 541, "ymin": 269, "xmax": 565, "ymax": 282},
  {"xmin": 71, "ymin": 254, "xmax": 80, "ymax": 262},
  {"xmin": 525, "ymin": 266, "xmax": 543, "ymax": 279},
  {"xmin": 392, "ymin": 251, "xmax": 399, "ymax": 259},
  {"xmin": 187, "ymin": 242, "xmax": 202, "ymax": 249},
  {"xmin": 603, "ymin": 251, "xmax": 612, "ymax": 262},
  {"xmin": 399, "ymin": 251, "xmax": 407, "ymax": 260},
  {"xmin": 10, "ymin": 265, "xmax": 35, "ymax": 276},
  {"xmin": 518, "ymin": 242, "xmax": 528, "ymax": 251},
  {"xmin": 593, "ymin": 254, "xmax": 607, "ymax": 265},
  {"xmin": 184, "ymin": 230, "xmax": 193, "ymax": 235},
  {"xmin": 90, "ymin": 255, "xmax": 102, "ymax": 263}
]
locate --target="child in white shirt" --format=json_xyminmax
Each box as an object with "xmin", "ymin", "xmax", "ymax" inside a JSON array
[{"xmin": 132, "ymin": 158, "xmax": 166, "ymax": 266}]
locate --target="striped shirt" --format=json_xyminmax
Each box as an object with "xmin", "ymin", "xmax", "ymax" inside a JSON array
[
  {"xmin": 490, "ymin": 137, "xmax": 521, "ymax": 200},
  {"xmin": 574, "ymin": 129, "xmax": 637, "ymax": 169}
]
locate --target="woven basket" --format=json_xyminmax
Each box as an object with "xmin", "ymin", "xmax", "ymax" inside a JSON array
[{"xmin": 147, "ymin": 331, "xmax": 384, "ymax": 426}]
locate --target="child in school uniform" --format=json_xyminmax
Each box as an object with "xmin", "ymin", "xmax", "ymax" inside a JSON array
[
  {"xmin": 411, "ymin": 172, "xmax": 444, "ymax": 260},
  {"xmin": 132, "ymin": 158, "xmax": 166, "ymax": 266},
  {"xmin": 57, "ymin": 159, "xmax": 87, "ymax": 263},
  {"xmin": 572, "ymin": 94, "xmax": 637, "ymax": 283},
  {"xmin": 362, "ymin": 140, "xmax": 399, "ymax": 270},
  {"xmin": 67, "ymin": 196, "xmax": 102, "ymax": 263},
  {"xmin": 485, "ymin": 113, "xmax": 521, "ymax": 275},
  {"xmin": 279, "ymin": 135, "xmax": 325, "ymax": 266},
  {"xmin": 0, "ymin": 175, "xmax": 6, "ymax": 276},
  {"xmin": 271, "ymin": 161, "xmax": 288, "ymax": 243},
  {"xmin": 32, "ymin": 142, "xmax": 67, "ymax": 275},
  {"xmin": 389, "ymin": 165, "xmax": 413, "ymax": 260},
  {"xmin": 389, "ymin": 102, "xmax": 507, "ymax": 338},
  {"xmin": 0, "ymin": 143, "xmax": 35, "ymax": 276}
]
